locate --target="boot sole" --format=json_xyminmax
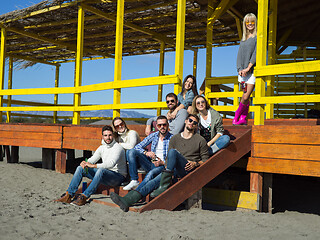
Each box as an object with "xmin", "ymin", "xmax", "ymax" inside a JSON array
[{"xmin": 110, "ymin": 192, "xmax": 129, "ymax": 212}]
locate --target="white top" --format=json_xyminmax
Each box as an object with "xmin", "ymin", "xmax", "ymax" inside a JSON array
[
  {"xmin": 117, "ymin": 129, "xmax": 140, "ymax": 150},
  {"xmin": 155, "ymin": 138, "xmax": 164, "ymax": 161},
  {"xmin": 200, "ymin": 110, "xmax": 211, "ymax": 128},
  {"xmin": 87, "ymin": 139, "xmax": 127, "ymax": 176}
]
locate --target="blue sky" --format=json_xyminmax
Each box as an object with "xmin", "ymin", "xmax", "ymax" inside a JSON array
[{"xmin": 1, "ymin": 0, "xmax": 239, "ymax": 116}]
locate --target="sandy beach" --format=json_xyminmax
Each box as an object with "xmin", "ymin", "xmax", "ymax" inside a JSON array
[{"xmin": 1, "ymin": 148, "xmax": 320, "ymax": 240}]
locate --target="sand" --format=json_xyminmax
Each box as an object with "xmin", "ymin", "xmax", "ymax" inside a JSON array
[{"xmin": 1, "ymin": 149, "xmax": 320, "ymax": 240}]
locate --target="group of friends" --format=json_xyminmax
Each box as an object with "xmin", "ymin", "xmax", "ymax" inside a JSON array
[{"xmin": 54, "ymin": 13, "xmax": 257, "ymax": 212}]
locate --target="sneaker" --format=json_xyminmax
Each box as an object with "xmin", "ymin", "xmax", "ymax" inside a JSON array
[
  {"xmin": 70, "ymin": 194, "xmax": 88, "ymax": 206},
  {"xmin": 122, "ymin": 180, "xmax": 139, "ymax": 191},
  {"xmin": 54, "ymin": 192, "xmax": 72, "ymax": 203}
]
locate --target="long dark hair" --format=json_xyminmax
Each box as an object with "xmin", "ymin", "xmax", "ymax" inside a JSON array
[
  {"xmin": 112, "ymin": 117, "xmax": 129, "ymax": 139},
  {"xmin": 181, "ymin": 74, "xmax": 198, "ymax": 96}
]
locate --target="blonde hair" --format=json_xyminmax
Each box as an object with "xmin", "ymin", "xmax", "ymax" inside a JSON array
[
  {"xmin": 191, "ymin": 95, "xmax": 210, "ymax": 115},
  {"xmin": 241, "ymin": 13, "xmax": 257, "ymax": 41}
]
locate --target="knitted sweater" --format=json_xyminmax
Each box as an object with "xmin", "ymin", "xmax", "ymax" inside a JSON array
[
  {"xmin": 168, "ymin": 133, "xmax": 209, "ymax": 163},
  {"xmin": 116, "ymin": 129, "xmax": 140, "ymax": 150},
  {"xmin": 236, "ymin": 36, "xmax": 257, "ymax": 73},
  {"xmin": 87, "ymin": 139, "xmax": 127, "ymax": 176}
]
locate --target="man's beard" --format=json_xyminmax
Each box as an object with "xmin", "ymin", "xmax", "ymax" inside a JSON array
[
  {"xmin": 160, "ymin": 129, "xmax": 168, "ymax": 136},
  {"xmin": 186, "ymin": 126, "xmax": 194, "ymax": 132},
  {"xmin": 168, "ymin": 105, "xmax": 177, "ymax": 112}
]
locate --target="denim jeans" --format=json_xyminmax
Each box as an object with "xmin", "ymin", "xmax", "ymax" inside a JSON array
[
  {"xmin": 166, "ymin": 149, "xmax": 190, "ymax": 178},
  {"xmin": 209, "ymin": 135, "xmax": 230, "ymax": 155},
  {"xmin": 126, "ymin": 149, "xmax": 162, "ymax": 181},
  {"xmin": 136, "ymin": 173, "xmax": 162, "ymax": 197},
  {"xmin": 135, "ymin": 166, "xmax": 164, "ymax": 193},
  {"xmin": 67, "ymin": 166, "xmax": 125, "ymax": 198}
]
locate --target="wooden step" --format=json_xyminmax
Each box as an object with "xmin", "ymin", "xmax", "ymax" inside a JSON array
[
  {"xmin": 90, "ymin": 194, "xmax": 146, "ymax": 212},
  {"xmin": 139, "ymin": 127, "xmax": 252, "ymax": 213}
]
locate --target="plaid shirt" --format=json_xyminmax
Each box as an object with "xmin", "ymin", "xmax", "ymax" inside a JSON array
[{"xmin": 134, "ymin": 131, "xmax": 173, "ymax": 162}]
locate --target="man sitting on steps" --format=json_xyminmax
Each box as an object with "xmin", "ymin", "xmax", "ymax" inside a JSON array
[
  {"xmin": 110, "ymin": 114, "xmax": 209, "ymax": 212},
  {"xmin": 123, "ymin": 115, "xmax": 173, "ymax": 191},
  {"xmin": 54, "ymin": 125, "xmax": 127, "ymax": 206}
]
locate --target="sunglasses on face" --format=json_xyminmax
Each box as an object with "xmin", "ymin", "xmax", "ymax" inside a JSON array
[
  {"xmin": 246, "ymin": 21, "xmax": 255, "ymax": 25},
  {"xmin": 166, "ymin": 99, "xmax": 175, "ymax": 104},
  {"xmin": 157, "ymin": 123, "xmax": 168, "ymax": 128},
  {"xmin": 188, "ymin": 118, "xmax": 198, "ymax": 126},
  {"xmin": 196, "ymin": 100, "xmax": 205, "ymax": 105},
  {"xmin": 114, "ymin": 122, "xmax": 124, "ymax": 128}
]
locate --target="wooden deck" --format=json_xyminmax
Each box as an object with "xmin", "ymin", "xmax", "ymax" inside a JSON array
[{"xmin": 1, "ymin": 119, "xmax": 319, "ymax": 212}]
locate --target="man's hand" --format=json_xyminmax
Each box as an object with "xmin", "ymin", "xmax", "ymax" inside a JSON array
[
  {"xmin": 145, "ymin": 125, "xmax": 151, "ymax": 136},
  {"xmin": 80, "ymin": 161, "xmax": 95, "ymax": 169},
  {"xmin": 80, "ymin": 160, "xmax": 87, "ymax": 169},
  {"xmin": 185, "ymin": 161, "xmax": 198, "ymax": 171},
  {"xmin": 153, "ymin": 160, "xmax": 164, "ymax": 167},
  {"xmin": 167, "ymin": 111, "xmax": 174, "ymax": 120},
  {"xmin": 145, "ymin": 151, "xmax": 156, "ymax": 160},
  {"xmin": 167, "ymin": 110, "xmax": 177, "ymax": 120}
]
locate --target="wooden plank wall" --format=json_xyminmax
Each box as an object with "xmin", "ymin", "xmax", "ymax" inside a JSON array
[
  {"xmin": 248, "ymin": 125, "xmax": 320, "ymax": 177},
  {"xmin": 0, "ymin": 123, "xmax": 63, "ymax": 149}
]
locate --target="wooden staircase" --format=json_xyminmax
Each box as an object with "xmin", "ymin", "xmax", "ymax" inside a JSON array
[
  {"xmin": 139, "ymin": 125, "xmax": 251, "ymax": 212},
  {"xmin": 88, "ymin": 125, "xmax": 252, "ymax": 212}
]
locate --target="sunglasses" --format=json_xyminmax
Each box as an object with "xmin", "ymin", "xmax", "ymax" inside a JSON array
[
  {"xmin": 196, "ymin": 100, "xmax": 205, "ymax": 105},
  {"xmin": 188, "ymin": 118, "xmax": 198, "ymax": 126},
  {"xmin": 114, "ymin": 122, "xmax": 124, "ymax": 128},
  {"xmin": 157, "ymin": 123, "xmax": 168, "ymax": 127},
  {"xmin": 246, "ymin": 21, "xmax": 255, "ymax": 25},
  {"xmin": 166, "ymin": 99, "xmax": 175, "ymax": 104}
]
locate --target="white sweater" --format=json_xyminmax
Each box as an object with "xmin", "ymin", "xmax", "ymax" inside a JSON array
[
  {"xmin": 116, "ymin": 129, "xmax": 141, "ymax": 150},
  {"xmin": 87, "ymin": 139, "xmax": 127, "ymax": 176}
]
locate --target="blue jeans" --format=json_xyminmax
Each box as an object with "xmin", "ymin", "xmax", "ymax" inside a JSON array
[
  {"xmin": 166, "ymin": 149, "xmax": 190, "ymax": 178},
  {"xmin": 135, "ymin": 166, "xmax": 164, "ymax": 192},
  {"xmin": 136, "ymin": 173, "xmax": 162, "ymax": 197},
  {"xmin": 126, "ymin": 149, "xmax": 162, "ymax": 181},
  {"xmin": 208, "ymin": 135, "xmax": 230, "ymax": 155},
  {"xmin": 67, "ymin": 166, "xmax": 125, "ymax": 198}
]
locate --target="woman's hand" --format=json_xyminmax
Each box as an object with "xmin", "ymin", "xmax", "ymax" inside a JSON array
[{"xmin": 145, "ymin": 125, "xmax": 151, "ymax": 136}]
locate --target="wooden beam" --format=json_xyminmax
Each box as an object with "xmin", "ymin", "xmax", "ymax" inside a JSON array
[
  {"xmin": 6, "ymin": 26, "xmax": 113, "ymax": 59},
  {"xmin": 81, "ymin": 3, "xmax": 196, "ymax": 51}
]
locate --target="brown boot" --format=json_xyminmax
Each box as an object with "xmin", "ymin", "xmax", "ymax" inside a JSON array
[
  {"xmin": 71, "ymin": 194, "xmax": 88, "ymax": 206},
  {"xmin": 54, "ymin": 192, "xmax": 72, "ymax": 203}
]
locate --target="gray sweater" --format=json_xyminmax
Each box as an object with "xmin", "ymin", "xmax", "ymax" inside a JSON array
[
  {"xmin": 236, "ymin": 36, "xmax": 256, "ymax": 73},
  {"xmin": 146, "ymin": 108, "xmax": 188, "ymax": 135}
]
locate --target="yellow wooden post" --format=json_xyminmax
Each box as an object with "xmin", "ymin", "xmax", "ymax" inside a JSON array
[
  {"xmin": 53, "ymin": 65, "xmax": 60, "ymax": 124},
  {"xmin": 72, "ymin": 5, "xmax": 84, "ymax": 125},
  {"xmin": 205, "ymin": 0, "xmax": 214, "ymax": 101},
  {"xmin": 303, "ymin": 47, "xmax": 308, "ymax": 117},
  {"xmin": 193, "ymin": 49, "xmax": 198, "ymax": 77},
  {"xmin": 266, "ymin": 0, "xmax": 277, "ymax": 119},
  {"xmin": 113, "ymin": 0, "xmax": 124, "ymax": 118},
  {"xmin": 157, "ymin": 41, "xmax": 165, "ymax": 116},
  {"xmin": 6, "ymin": 57, "xmax": 13, "ymax": 123},
  {"xmin": 0, "ymin": 28, "xmax": 6, "ymax": 123},
  {"xmin": 254, "ymin": 0, "xmax": 268, "ymax": 125},
  {"xmin": 174, "ymin": 0, "xmax": 186, "ymax": 95}
]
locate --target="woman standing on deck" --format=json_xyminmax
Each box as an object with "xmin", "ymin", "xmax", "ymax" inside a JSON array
[
  {"xmin": 112, "ymin": 117, "xmax": 140, "ymax": 150},
  {"xmin": 233, "ymin": 13, "xmax": 257, "ymax": 125},
  {"xmin": 192, "ymin": 95, "xmax": 230, "ymax": 155},
  {"xmin": 167, "ymin": 75, "xmax": 198, "ymax": 120}
]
